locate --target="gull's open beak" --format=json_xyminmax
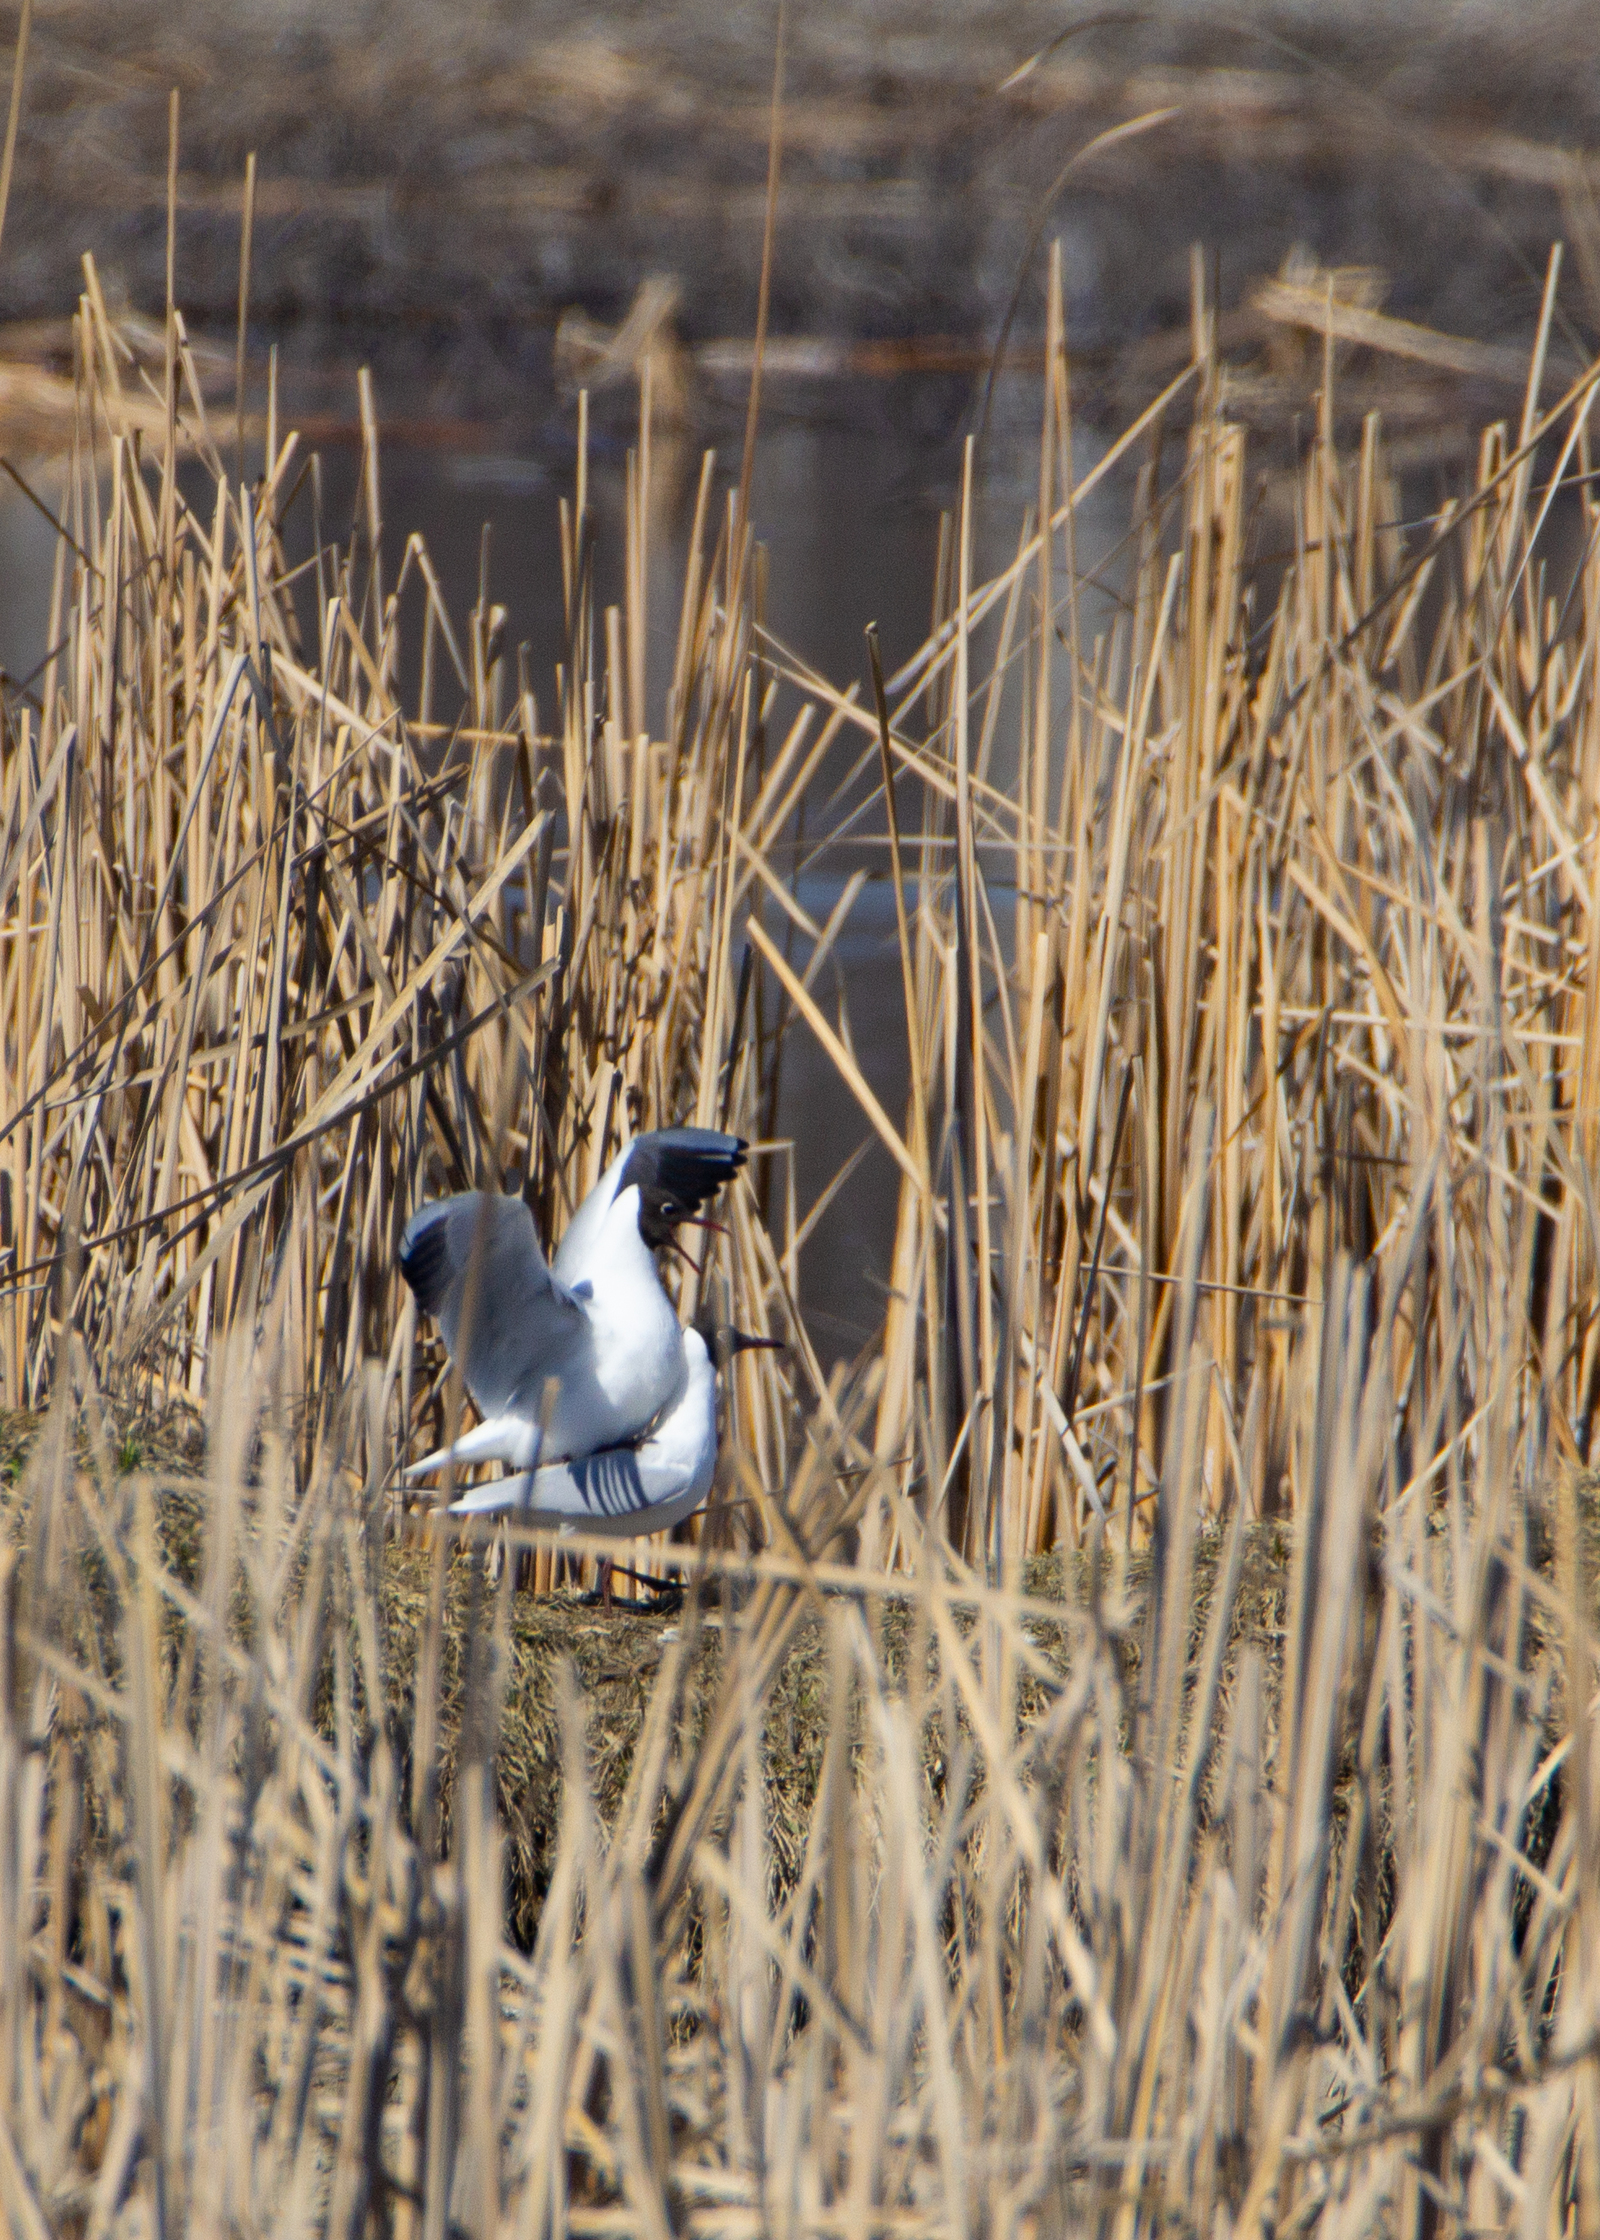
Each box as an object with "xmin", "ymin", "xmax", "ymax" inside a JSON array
[{"xmin": 670, "ymin": 1214, "xmax": 729, "ymax": 1275}]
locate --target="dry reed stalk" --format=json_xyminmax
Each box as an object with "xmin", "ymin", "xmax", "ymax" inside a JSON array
[
  {"xmin": 1, "ymin": 220, "xmax": 1600, "ymax": 2231},
  {"xmin": 756, "ymin": 257, "xmax": 1600, "ymax": 1600},
  {"xmin": 3, "ymin": 1261, "xmax": 1592, "ymax": 2232},
  {"xmin": 0, "ymin": 267, "xmax": 795, "ymax": 1582},
  {"xmin": 0, "ymin": 1184, "xmax": 1597, "ymax": 2240}
]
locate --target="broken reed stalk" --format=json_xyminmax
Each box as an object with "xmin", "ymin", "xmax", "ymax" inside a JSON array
[{"xmin": 2, "ymin": 238, "xmax": 1600, "ymax": 2232}]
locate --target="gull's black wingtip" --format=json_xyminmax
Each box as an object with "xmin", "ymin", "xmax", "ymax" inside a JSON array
[
  {"xmin": 398, "ymin": 1205, "xmax": 453, "ymax": 1313},
  {"xmin": 619, "ymin": 1126, "xmax": 748, "ymax": 1214}
]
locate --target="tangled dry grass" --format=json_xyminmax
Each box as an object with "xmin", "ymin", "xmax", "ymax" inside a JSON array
[{"xmin": 3, "ymin": 214, "xmax": 1600, "ymax": 2233}]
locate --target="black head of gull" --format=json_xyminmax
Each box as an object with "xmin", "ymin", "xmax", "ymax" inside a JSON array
[
  {"xmin": 615, "ymin": 1128, "xmax": 749, "ymax": 1252},
  {"xmin": 552, "ymin": 1125, "xmax": 748, "ymax": 1285}
]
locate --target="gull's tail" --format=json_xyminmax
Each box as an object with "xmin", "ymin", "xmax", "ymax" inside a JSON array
[{"xmin": 404, "ymin": 1413, "xmax": 543, "ymax": 1477}]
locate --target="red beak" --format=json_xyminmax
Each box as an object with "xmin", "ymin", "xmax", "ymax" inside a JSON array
[{"xmin": 669, "ymin": 1214, "xmax": 728, "ymax": 1276}]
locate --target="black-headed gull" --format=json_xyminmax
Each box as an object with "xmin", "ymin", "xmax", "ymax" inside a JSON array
[
  {"xmin": 445, "ymin": 1321, "xmax": 780, "ymax": 1532},
  {"xmin": 399, "ymin": 1127, "xmax": 747, "ymax": 1479}
]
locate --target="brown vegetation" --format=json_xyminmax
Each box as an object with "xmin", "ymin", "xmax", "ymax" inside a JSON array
[{"xmin": 2, "ymin": 211, "xmax": 1600, "ymax": 2230}]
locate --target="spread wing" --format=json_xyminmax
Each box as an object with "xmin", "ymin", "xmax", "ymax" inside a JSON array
[{"xmin": 399, "ymin": 1191, "xmax": 585, "ymax": 1419}]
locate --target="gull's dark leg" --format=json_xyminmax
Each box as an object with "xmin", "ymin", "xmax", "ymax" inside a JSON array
[
  {"xmin": 581, "ymin": 1558, "xmax": 682, "ymax": 1613},
  {"xmin": 610, "ymin": 1565, "xmax": 685, "ymax": 1613}
]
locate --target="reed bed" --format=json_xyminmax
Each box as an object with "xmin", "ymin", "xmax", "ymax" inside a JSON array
[
  {"xmin": 0, "ymin": 248, "xmax": 804, "ymax": 1575},
  {"xmin": 778, "ymin": 240, "xmax": 1600, "ymax": 1583},
  {"xmin": 3, "ymin": 230, "xmax": 1600, "ymax": 2233}
]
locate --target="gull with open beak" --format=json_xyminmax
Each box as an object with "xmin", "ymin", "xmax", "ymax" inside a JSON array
[{"xmin": 399, "ymin": 1127, "xmax": 746, "ymax": 1480}]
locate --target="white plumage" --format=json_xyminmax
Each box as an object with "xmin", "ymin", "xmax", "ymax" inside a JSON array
[
  {"xmin": 447, "ymin": 1323, "xmax": 721, "ymax": 1532},
  {"xmin": 446, "ymin": 1322, "xmax": 781, "ymax": 1534},
  {"xmin": 399, "ymin": 1127, "xmax": 746, "ymax": 1479}
]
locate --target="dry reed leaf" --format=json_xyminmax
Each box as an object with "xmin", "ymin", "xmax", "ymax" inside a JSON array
[{"xmin": 0, "ymin": 221, "xmax": 1597, "ymax": 2231}]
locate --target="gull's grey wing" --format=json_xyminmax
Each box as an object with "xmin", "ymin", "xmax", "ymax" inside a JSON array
[
  {"xmin": 399, "ymin": 1191, "xmax": 584, "ymax": 1418},
  {"xmin": 449, "ymin": 1443, "xmax": 714, "ymax": 1535}
]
